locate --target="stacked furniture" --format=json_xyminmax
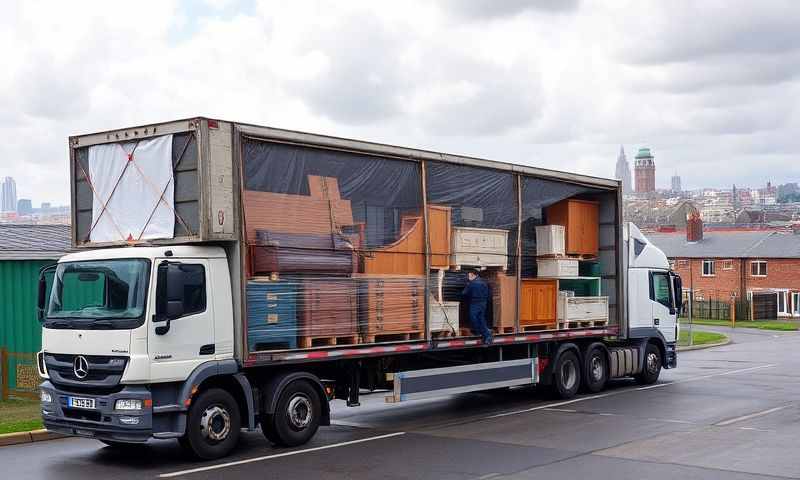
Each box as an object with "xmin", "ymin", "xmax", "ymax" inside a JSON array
[
  {"xmin": 297, "ymin": 278, "xmax": 359, "ymax": 348},
  {"xmin": 246, "ymin": 279, "xmax": 299, "ymax": 351},
  {"xmin": 520, "ymin": 279, "xmax": 558, "ymax": 331},
  {"xmin": 356, "ymin": 275, "xmax": 425, "ymax": 343},
  {"xmin": 544, "ymin": 199, "xmax": 599, "ymax": 257}
]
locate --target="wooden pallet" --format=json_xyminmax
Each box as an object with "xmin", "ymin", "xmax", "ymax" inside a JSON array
[
  {"xmin": 361, "ymin": 330, "xmax": 424, "ymax": 344},
  {"xmin": 520, "ymin": 323, "xmax": 553, "ymax": 332},
  {"xmin": 297, "ymin": 335, "xmax": 360, "ymax": 349},
  {"xmin": 558, "ymin": 319, "xmax": 608, "ymax": 330},
  {"xmin": 492, "ymin": 326, "xmax": 515, "ymax": 334},
  {"xmin": 431, "ymin": 329, "xmax": 457, "ymax": 339},
  {"xmin": 537, "ymin": 253, "xmax": 597, "ymax": 261}
]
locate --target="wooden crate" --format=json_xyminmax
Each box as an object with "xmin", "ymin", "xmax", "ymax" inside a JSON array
[
  {"xmin": 535, "ymin": 225, "xmax": 565, "ymax": 256},
  {"xmin": 545, "ymin": 199, "xmax": 599, "ymax": 257},
  {"xmin": 298, "ymin": 278, "xmax": 358, "ymax": 341},
  {"xmin": 537, "ymin": 258, "xmax": 579, "ymax": 277},
  {"xmin": 356, "ymin": 275, "xmax": 425, "ymax": 341},
  {"xmin": 486, "ymin": 271, "xmax": 517, "ymax": 332},
  {"xmin": 558, "ymin": 295, "xmax": 609, "ymax": 326},
  {"xmin": 520, "ymin": 279, "xmax": 557, "ymax": 330},
  {"xmin": 450, "ymin": 227, "xmax": 509, "ymax": 270},
  {"xmin": 429, "ymin": 300, "xmax": 459, "ymax": 333}
]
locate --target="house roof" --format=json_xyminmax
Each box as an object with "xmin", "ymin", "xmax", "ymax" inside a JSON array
[
  {"xmin": 647, "ymin": 230, "xmax": 800, "ymax": 259},
  {"xmin": 0, "ymin": 224, "xmax": 72, "ymax": 260}
]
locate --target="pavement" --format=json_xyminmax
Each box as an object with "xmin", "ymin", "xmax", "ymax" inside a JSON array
[{"xmin": 2, "ymin": 326, "xmax": 799, "ymax": 480}]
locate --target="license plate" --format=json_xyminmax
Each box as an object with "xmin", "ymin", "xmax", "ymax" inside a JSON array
[{"xmin": 68, "ymin": 396, "xmax": 96, "ymax": 409}]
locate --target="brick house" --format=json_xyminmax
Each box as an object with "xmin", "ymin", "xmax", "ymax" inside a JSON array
[{"xmin": 647, "ymin": 224, "xmax": 800, "ymax": 319}]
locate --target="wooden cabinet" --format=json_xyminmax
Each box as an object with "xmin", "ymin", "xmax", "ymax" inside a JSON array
[
  {"xmin": 520, "ymin": 279, "xmax": 557, "ymax": 330},
  {"xmin": 429, "ymin": 205, "xmax": 452, "ymax": 269},
  {"xmin": 298, "ymin": 279, "xmax": 358, "ymax": 342},
  {"xmin": 545, "ymin": 199, "xmax": 599, "ymax": 257},
  {"xmin": 246, "ymin": 280, "xmax": 298, "ymax": 351},
  {"xmin": 356, "ymin": 275, "xmax": 425, "ymax": 341},
  {"xmin": 487, "ymin": 272, "xmax": 517, "ymax": 333}
]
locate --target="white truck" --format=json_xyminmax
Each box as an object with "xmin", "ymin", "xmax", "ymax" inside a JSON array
[{"xmin": 36, "ymin": 118, "xmax": 681, "ymax": 459}]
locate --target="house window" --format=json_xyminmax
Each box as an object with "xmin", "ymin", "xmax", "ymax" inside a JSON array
[
  {"xmin": 750, "ymin": 261, "xmax": 767, "ymax": 277},
  {"xmin": 702, "ymin": 260, "xmax": 715, "ymax": 276},
  {"xmin": 778, "ymin": 291, "xmax": 788, "ymax": 316},
  {"xmin": 722, "ymin": 260, "xmax": 734, "ymax": 270}
]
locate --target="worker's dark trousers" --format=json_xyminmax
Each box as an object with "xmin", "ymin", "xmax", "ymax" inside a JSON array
[{"xmin": 469, "ymin": 302, "xmax": 492, "ymax": 341}]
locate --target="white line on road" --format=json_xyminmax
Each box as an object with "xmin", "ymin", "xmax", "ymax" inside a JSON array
[
  {"xmin": 646, "ymin": 418, "xmax": 696, "ymax": 425},
  {"xmin": 714, "ymin": 404, "xmax": 792, "ymax": 426},
  {"xmin": 158, "ymin": 432, "xmax": 406, "ymax": 478},
  {"xmin": 482, "ymin": 363, "xmax": 777, "ymax": 421}
]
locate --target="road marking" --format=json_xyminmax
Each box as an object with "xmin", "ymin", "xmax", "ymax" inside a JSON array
[
  {"xmin": 543, "ymin": 408, "xmax": 577, "ymax": 413},
  {"xmin": 481, "ymin": 363, "xmax": 777, "ymax": 421},
  {"xmin": 331, "ymin": 419, "xmax": 375, "ymax": 428},
  {"xmin": 477, "ymin": 473, "xmax": 502, "ymax": 480},
  {"xmin": 647, "ymin": 418, "xmax": 696, "ymax": 425},
  {"xmin": 158, "ymin": 432, "xmax": 406, "ymax": 478},
  {"xmin": 714, "ymin": 404, "xmax": 791, "ymax": 427}
]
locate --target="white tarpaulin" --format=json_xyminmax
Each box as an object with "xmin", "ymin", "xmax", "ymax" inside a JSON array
[{"xmin": 88, "ymin": 134, "xmax": 175, "ymax": 242}]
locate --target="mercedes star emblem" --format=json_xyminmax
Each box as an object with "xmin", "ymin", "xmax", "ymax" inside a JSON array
[{"xmin": 73, "ymin": 355, "xmax": 89, "ymax": 380}]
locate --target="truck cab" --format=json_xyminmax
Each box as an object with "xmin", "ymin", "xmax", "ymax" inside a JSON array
[{"xmin": 37, "ymin": 246, "xmax": 240, "ymax": 447}]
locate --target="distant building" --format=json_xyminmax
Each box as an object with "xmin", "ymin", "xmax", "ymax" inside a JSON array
[
  {"xmin": 614, "ymin": 146, "xmax": 633, "ymax": 194},
  {"xmin": 648, "ymin": 223, "xmax": 800, "ymax": 320},
  {"xmin": 671, "ymin": 174, "xmax": 681, "ymax": 193},
  {"xmin": 17, "ymin": 199, "xmax": 32, "ymax": 216},
  {"xmin": 1, "ymin": 177, "xmax": 16, "ymax": 212},
  {"xmin": 41, "ymin": 202, "xmax": 51, "ymax": 211},
  {"xmin": 634, "ymin": 148, "xmax": 656, "ymax": 194}
]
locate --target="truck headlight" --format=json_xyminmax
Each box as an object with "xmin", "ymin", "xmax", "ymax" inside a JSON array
[
  {"xmin": 40, "ymin": 390, "xmax": 52, "ymax": 403},
  {"xmin": 115, "ymin": 399, "xmax": 143, "ymax": 411}
]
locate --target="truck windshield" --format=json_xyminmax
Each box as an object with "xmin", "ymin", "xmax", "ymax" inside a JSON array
[{"xmin": 44, "ymin": 259, "xmax": 151, "ymax": 330}]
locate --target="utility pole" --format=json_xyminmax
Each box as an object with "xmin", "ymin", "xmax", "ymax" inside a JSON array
[{"xmin": 688, "ymin": 289, "xmax": 693, "ymax": 346}]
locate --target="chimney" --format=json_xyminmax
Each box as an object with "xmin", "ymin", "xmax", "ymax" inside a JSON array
[{"xmin": 687, "ymin": 208, "xmax": 703, "ymax": 243}]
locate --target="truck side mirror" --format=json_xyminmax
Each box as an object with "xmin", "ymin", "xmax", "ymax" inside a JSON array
[
  {"xmin": 155, "ymin": 261, "xmax": 185, "ymax": 335},
  {"xmin": 37, "ymin": 265, "xmax": 57, "ymax": 322},
  {"xmin": 672, "ymin": 274, "xmax": 683, "ymax": 316}
]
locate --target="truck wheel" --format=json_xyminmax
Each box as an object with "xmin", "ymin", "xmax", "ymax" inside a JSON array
[
  {"xmin": 635, "ymin": 343, "xmax": 662, "ymax": 385},
  {"xmin": 582, "ymin": 346, "xmax": 608, "ymax": 393},
  {"xmin": 180, "ymin": 388, "xmax": 241, "ymax": 460},
  {"xmin": 553, "ymin": 350, "xmax": 581, "ymax": 399},
  {"xmin": 262, "ymin": 380, "xmax": 321, "ymax": 447}
]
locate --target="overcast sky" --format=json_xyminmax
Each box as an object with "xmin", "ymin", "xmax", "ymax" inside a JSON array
[{"xmin": 2, "ymin": 0, "xmax": 799, "ymax": 206}]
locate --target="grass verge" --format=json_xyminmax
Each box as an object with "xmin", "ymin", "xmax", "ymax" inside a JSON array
[
  {"xmin": 0, "ymin": 398, "xmax": 43, "ymax": 435},
  {"xmin": 684, "ymin": 318, "xmax": 798, "ymax": 331},
  {"xmin": 678, "ymin": 330, "xmax": 727, "ymax": 347}
]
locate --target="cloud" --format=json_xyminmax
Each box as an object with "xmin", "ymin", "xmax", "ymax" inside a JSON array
[{"xmin": 1, "ymin": 0, "xmax": 799, "ymax": 207}]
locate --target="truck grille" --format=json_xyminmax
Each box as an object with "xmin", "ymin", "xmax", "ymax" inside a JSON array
[{"xmin": 44, "ymin": 353, "xmax": 128, "ymax": 391}]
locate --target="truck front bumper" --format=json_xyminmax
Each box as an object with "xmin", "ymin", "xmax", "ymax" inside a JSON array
[
  {"xmin": 665, "ymin": 342, "xmax": 677, "ymax": 369},
  {"xmin": 39, "ymin": 381, "xmax": 153, "ymax": 443}
]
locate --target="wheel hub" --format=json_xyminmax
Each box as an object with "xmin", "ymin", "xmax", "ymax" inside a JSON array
[
  {"xmin": 287, "ymin": 394, "xmax": 313, "ymax": 430},
  {"xmin": 591, "ymin": 356, "xmax": 604, "ymax": 381},
  {"xmin": 200, "ymin": 405, "xmax": 231, "ymax": 442},
  {"xmin": 561, "ymin": 360, "xmax": 577, "ymax": 390},
  {"xmin": 646, "ymin": 352, "xmax": 660, "ymax": 374}
]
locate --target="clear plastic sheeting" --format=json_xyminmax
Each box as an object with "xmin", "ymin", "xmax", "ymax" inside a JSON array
[
  {"xmin": 241, "ymin": 138, "xmax": 616, "ymax": 352},
  {"xmin": 87, "ymin": 135, "xmax": 175, "ymax": 242}
]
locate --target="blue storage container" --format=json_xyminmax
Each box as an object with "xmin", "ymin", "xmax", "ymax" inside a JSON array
[{"xmin": 247, "ymin": 280, "xmax": 299, "ymax": 351}]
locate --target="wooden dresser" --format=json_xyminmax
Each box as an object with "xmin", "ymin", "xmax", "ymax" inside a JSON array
[
  {"xmin": 487, "ymin": 272, "xmax": 517, "ymax": 333},
  {"xmin": 297, "ymin": 278, "xmax": 359, "ymax": 347},
  {"xmin": 356, "ymin": 275, "xmax": 425, "ymax": 342},
  {"xmin": 545, "ymin": 199, "xmax": 599, "ymax": 257}
]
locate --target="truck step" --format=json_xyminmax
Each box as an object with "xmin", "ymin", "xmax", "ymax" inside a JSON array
[
  {"xmin": 361, "ymin": 330, "xmax": 424, "ymax": 344},
  {"xmin": 297, "ymin": 335, "xmax": 360, "ymax": 349}
]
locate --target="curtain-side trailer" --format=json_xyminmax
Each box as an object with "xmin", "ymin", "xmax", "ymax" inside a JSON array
[{"xmin": 36, "ymin": 117, "xmax": 681, "ymax": 459}]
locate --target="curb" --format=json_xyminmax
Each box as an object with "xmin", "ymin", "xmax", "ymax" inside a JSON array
[
  {"xmin": 0, "ymin": 429, "xmax": 67, "ymax": 447},
  {"xmin": 677, "ymin": 337, "xmax": 731, "ymax": 352}
]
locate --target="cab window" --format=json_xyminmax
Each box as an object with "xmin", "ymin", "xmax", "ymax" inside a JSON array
[{"xmin": 650, "ymin": 272, "xmax": 673, "ymax": 309}]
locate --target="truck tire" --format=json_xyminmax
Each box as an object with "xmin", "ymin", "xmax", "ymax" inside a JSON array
[
  {"xmin": 635, "ymin": 343, "xmax": 662, "ymax": 385},
  {"xmin": 179, "ymin": 388, "xmax": 241, "ymax": 460},
  {"xmin": 582, "ymin": 345, "xmax": 608, "ymax": 393},
  {"xmin": 553, "ymin": 350, "xmax": 581, "ymax": 399},
  {"xmin": 261, "ymin": 379, "xmax": 321, "ymax": 447}
]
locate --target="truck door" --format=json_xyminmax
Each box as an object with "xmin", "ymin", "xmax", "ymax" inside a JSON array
[
  {"xmin": 149, "ymin": 259, "xmax": 215, "ymax": 382},
  {"xmin": 650, "ymin": 270, "xmax": 677, "ymax": 343}
]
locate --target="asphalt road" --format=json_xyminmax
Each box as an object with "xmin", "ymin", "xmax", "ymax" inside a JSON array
[{"xmin": 3, "ymin": 327, "xmax": 799, "ymax": 480}]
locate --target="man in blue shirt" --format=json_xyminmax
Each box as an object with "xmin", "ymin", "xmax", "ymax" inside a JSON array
[{"xmin": 462, "ymin": 270, "xmax": 492, "ymax": 344}]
